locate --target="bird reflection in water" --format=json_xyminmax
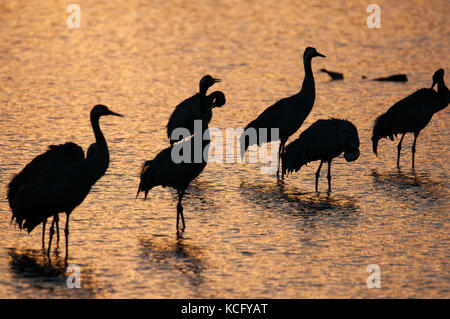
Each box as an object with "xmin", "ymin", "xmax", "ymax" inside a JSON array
[
  {"xmin": 7, "ymin": 248, "xmax": 98, "ymax": 297},
  {"xmin": 240, "ymin": 180, "xmax": 359, "ymax": 218},
  {"xmin": 8, "ymin": 248, "xmax": 66, "ymax": 280},
  {"xmin": 139, "ymin": 234, "xmax": 206, "ymax": 288},
  {"xmin": 371, "ymin": 169, "xmax": 443, "ymax": 202}
]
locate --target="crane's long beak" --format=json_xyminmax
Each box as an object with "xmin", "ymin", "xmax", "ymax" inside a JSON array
[
  {"xmin": 316, "ymin": 52, "xmax": 326, "ymax": 58},
  {"xmin": 213, "ymin": 78, "xmax": 222, "ymax": 83},
  {"xmin": 108, "ymin": 110, "xmax": 124, "ymax": 117}
]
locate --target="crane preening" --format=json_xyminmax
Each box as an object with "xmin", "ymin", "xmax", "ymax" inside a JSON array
[
  {"xmin": 282, "ymin": 119, "xmax": 360, "ymax": 192},
  {"xmin": 167, "ymin": 75, "xmax": 224, "ymax": 145},
  {"xmin": 372, "ymin": 69, "xmax": 449, "ymax": 169},
  {"xmin": 138, "ymin": 76, "xmax": 217, "ymax": 232}
]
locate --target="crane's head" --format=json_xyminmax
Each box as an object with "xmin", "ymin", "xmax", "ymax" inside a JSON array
[
  {"xmin": 303, "ymin": 47, "xmax": 326, "ymax": 60},
  {"xmin": 344, "ymin": 147, "xmax": 360, "ymax": 162},
  {"xmin": 91, "ymin": 104, "xmax": 123, "ymax": 118},
  {"xmin": 431, "ymin": 68, "xmax": 445, "ymax": 89},
  {"xmin": 209, "ymin": 91, "xmax": 226, "ymax": 108},
  {"xmin": 199, "ymin": 75, "xmax": 221, "ymax": 94},
  {"xmin": 343, "ymin": 121, "xmax": 360, "ymax": 162}
]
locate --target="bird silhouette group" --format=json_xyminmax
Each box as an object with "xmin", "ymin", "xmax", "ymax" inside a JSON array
[{"xmin": 6, "ymin": 47, "xmax": 449, "ymax": 261}]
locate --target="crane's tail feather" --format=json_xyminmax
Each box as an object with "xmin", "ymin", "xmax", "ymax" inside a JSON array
[
  {"xmin": 371, "ymin": 111, "xmax": 398, "ymax": 156},
  {"xmin": 239, "ymin": 125, "xmax": 260, "ymax": 160},
  {"xmin": 137, "ymin": 160, "xmax": 154, "ymax": 200},
  {"xmin": 372, "ymin": 136, "xmax": 379, "ymax": 156},
  {"xmin": 23, "ymin": 217, "xmax": 42, "ymax": 233},
  {"xmin": 281, "ymin": 141, "xmax": 309, "ymax": 177},
  {"xmin": 7, "ymin": 185, "xmax": 42, "ymax": 232}
]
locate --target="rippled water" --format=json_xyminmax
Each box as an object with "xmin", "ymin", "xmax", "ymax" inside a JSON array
[{"xmin": 0, "ymin": 0, "xmax": 449, "ymax": 298}]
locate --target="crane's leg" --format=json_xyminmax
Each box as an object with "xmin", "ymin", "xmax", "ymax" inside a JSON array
[
  {"xmin": 42, "ymin": 218, "xmax": 47, "ymax": 249},
  {"xmin": 397, "ymin": 134, "xmax": 405, "ymax": 169},
  {"xmin": 277, "ymin": 142, "xmax": 283, "ymax": 179},
  {"xmin": 176, "ymin": 190, "xmax": 186, "ymax": 231},
  {"xmin": 412, "ymin": 132, "xmax": 419, "ymax": 170},
  {"xmin": 47, "ymin": 218, "xmax": 56, "ymax": 256},
  {"xmin": 176, "ymin": 191, "xmax": 180, "ymax": 230},
  {"xmin": 315, "ymin": 161, "xmax": 324, "ymax": 192},
  {"xmin": 64, "ymin": 212, "xmax": 71, "ymax": 263},
  {"xmin": 280, "ymin": 142, "xmax": 287, "ymax": 180},
  {"xmin": 327, "ymin": 161, "xmax": 332, "ymax": 193},
  {"xmin": 54, "ymin": 214, "xmax": 60, "ymax": 247}
]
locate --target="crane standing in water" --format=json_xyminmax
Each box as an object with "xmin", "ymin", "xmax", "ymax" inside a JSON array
[
  {"xmin": 282, "ymin": 119, "xmax": 360, "ymax": 192},
  {"xmin": 7, "ymin": 104, "xmax": 122, "ymax": 260},
  {"xmin": 138, "ymin": 76, "xmax": 215, "ymax": 231},
  {"xmin": 137, "ymin": 134, "xmax": 210, "ymax": 231},
  {"xmin": 372, "ymin": 69, "xmax": 449, "ymax": 169},
  {"xmin": 240, "ymin": 47, "xmax": 325, "ymax": 178}
]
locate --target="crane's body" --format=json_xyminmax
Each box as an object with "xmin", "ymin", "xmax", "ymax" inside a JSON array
[
  {"xmin": 372, "ymin": 69, "xmax": 449, "ymax": 169},
  {"xmin": 282, "ymin": 118, "xmax": 360, "ymax": 192},
  {"xmin": 7, "ymin": 105, "xmax": 122, "ymax": 260}
]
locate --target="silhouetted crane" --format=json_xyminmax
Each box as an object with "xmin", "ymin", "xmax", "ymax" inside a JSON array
[
  {"xmin": 139, "ymin": 76, "xmax": 214, "ymax": 231},
  {"xmin": 282, "ymin": 119, "xmax": 360, "ymax": 192},
  {"xmin": 137, "ymin": 131, "xmax": 210, "ymax": 231},
  {"xmin": 7, "ymin": 104, "xmax": 122, "ymax": 259},
  {"xmin": 167, "ymin": 75, "xmax": 223, "ymax": 145},
  {"xmin": 372, "ymin": 69, "xmax": 449, "ymax": 169},
  {"xmin": 240, "ymin": 47, "xmax": 325, "ymax": 178}
]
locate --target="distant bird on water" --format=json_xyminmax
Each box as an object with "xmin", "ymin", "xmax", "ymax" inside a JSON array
[
  {"xmin": 240, "ymin": 47, "xmax": 325, "ymax": 178},
  {"xmin": 282, "ymin": 119, "xmax": 360, "ymax": 192},
  {"xmin": 7, "ymin": 104, "xmax": 123, "ymax": 259},
  {"xmin": 167, "ymin": 75, "xmax": 224, "ymax": 145},
  {"xmin": 321, "ymin": 68, "xmax": 343, "ymax": 80},
  {"xmin": 372, "ymin": 68, "xmax": 449, "ymax": 169},
  {"xmin": 372, "ymin": 74, "xmax": 408, "ymax": 82}
]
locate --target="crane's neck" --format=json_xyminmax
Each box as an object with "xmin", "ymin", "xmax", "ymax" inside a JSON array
[
  {"xmin": 205, "ymin": 93, "xmax": 213, "ymax": 110},
  {"xmin": 87, "ymin": 113, "xmax": 110, "ymax": 182},
  {"xmin": 206, "ymin": 92, "xmax": 220, "ymax": 110},
  {"xmin": 300, "ymin": 55, "xmax": 315, "ymax": 95},
  {"xmin": 199, "ymin": 85, "xmax": 209, "ymax": 113},
  {"xmin": 434, "ymin": 78, "xmax": 449, "ymax": 113},
  {"xmin": 91, "ymin": 113, "xmax": 106, "ymax": 144},
  {"xmin": 437, "ymin": 79, "xmax": 448, "ymax": 94}
]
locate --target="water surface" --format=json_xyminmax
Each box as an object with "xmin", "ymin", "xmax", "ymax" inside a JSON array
[{"xmin": 0, "ymin": 0, "xmax": 449, "ymax": 298}]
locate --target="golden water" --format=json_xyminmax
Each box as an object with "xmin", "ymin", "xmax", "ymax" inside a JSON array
[{"xmin": 0, "ymin": 0, "xmax": 448, "ymax": 298}]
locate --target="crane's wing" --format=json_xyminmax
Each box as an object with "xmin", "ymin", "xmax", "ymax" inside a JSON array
[
  {"xmin": 386, "ymin": 89, "xmax": 435, "ymax": 120},
  {"xmin": 86, "ymin": 143, "xmax": 96, "ymax": 159},
  {"xmin": 166, "ymin": 94, "xmax": 201, "ymax": 141},
  {"xmin": 7, "ymin": 142, "xmax": 85, "ymax": 230},
  {"xmin": 372, "ymin": 88, "xmax": 437, "ymax": 153},
  {"xmin": 240, "ymin": 96, "xmax": 298, "ymax": 155},
  {"xmin": 138, "ymin": 138, "xmax": 209, "ymax": 197},
  {"xmin": 283, "ymin": 119, "xmax": 354, "ymax": 173},
  {"xmin": 245, "ymin": 97, "xmax": 292, "ymax": 131}
]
